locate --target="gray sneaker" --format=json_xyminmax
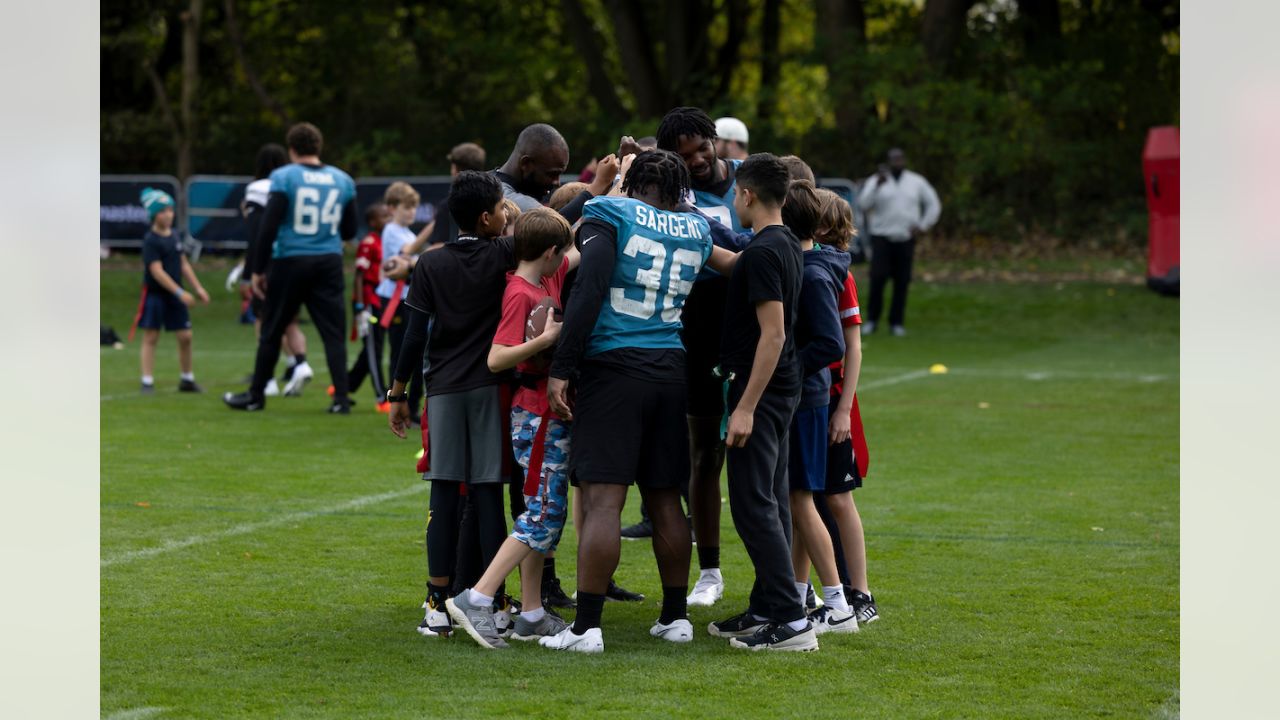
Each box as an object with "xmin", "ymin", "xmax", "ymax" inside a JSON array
[
  {"xmin": 510, "ymin": 610, "xmax": 569, "ymax": 641},
  {"xmin": 445, "ymin": 593, "xmax": 508, "ymax": 649}
]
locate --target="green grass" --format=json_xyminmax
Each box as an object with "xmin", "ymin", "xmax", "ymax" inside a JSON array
[{"xmin": 101, "ymin": 262, "xmax": 1178, "ymax": 719}]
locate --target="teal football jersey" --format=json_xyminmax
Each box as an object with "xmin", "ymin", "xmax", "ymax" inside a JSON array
[
  {"xmin": 691, "ymin": 158, "xmax": 744, "ymax": 233},
  {"xmin": 581, "ymin": 196, "xmax": 713, "ymax": 356},
  {"xmin": 268, "ymin": 163, "xmax": 356, "ymax": 258}
]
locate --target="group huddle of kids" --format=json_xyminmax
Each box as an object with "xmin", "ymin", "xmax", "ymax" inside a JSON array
[{"xmin": 377, "ymin": 107, "xmax": 880, "ymax": 654}]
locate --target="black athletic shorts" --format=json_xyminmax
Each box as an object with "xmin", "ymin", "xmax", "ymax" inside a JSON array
[
  {"xmin": 823, "ymin": 437, "xmax": 864, "ymax": 494},
  {"xmin": 681, "ymin": 275, "xmax": 730, "ymax": 418},
  {"xmin": 568, "ymin": 361, "xmax": 689, "ymax": 488}
]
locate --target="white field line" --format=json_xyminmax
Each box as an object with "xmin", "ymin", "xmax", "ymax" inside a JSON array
[
  {"xmin": 857, "ymin": 369, "xmax": 932, "ymax": 391},
  {"xmin": 103, "ymin": 708, "xmax": 167, "ymax": 720},
  {"xmin": 857, "ymin": 366, "xmax": 1175, "ymax": 384},
  {"xmin": 101, "ymin": 484, "xmax": 426, "ymax": 568}
]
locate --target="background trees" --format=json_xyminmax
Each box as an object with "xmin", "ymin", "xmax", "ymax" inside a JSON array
[{"xmin": 100, "ymin": 0, "xmax": 1179, "ymax": 242}]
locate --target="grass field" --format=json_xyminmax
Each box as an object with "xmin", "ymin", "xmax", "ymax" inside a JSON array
[{"xmin": 101, "ymin": 260, "xmax": 1178, "ymax": 719}]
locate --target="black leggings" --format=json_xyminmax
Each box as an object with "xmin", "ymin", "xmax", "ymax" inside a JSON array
[{"xmin": 426, "ymin": 482, "xmax": 507, "ymax": 584}]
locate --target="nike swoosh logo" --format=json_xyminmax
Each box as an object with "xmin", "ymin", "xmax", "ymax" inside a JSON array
[{"xmin": 583, "ymin": 235, "xmax": 597, "ymax": 245}]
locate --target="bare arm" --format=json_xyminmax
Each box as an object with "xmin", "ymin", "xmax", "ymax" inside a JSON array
[
  {"xmin": 179, "ymin": 255, "xmax": 210, "ymax": 303},
  {"xmin": 705, "ymin": 245, "xmax": 739, "ymax": 275},
  {"xmin": 725, "ymin": 300, "xmax": 786, "ymax": 448},
  {"xmin": 405, "ymin": 219, "xmax": 435, "ymax": 255},
  {"xmin": 487, "ymin": 316, "xmax": 561, "ymax": 373},
  {"xmin": 829, "ymin": 324, "xmax": 862, "ymax": 443}
]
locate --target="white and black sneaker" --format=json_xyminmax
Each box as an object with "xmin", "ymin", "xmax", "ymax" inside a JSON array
[
  {"xmin": 223, "ymin": 391, "xmax": 264, "ymax": 411},
  {"xmin": 848, "ymin": 589, "xmax": 880, "ymax": 625},
  {"xmin": 539, "ymin": 626, "xmax": 604, "ymax": 654},
  {"xmin": 708, "ymin": 611, "xmax": 768, "ymax": 638},
  {"xmin": 729, "ymin": 621, "xmax": 819, "ymax": 652},
  {"xmin": 808, "ymin": 605, "xmax": 859, "ymax": 635},
  {"xmin": 493, "ymin": 594, "xmax": 516, "ymax": 637},
  {"xmin": 650, "ymin": 618, "xmax": 694, "ymax": 643},
  {"xmin": 417, "ymin": 596, "xmax": 452, "ymax": 637},
  {"xmin": 282, "ymin": 361, "xmax": 314, "ymax": 396}
]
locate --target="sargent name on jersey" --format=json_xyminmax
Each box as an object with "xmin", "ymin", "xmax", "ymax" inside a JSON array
[{"xmin": 633, "ymin": 205, "xmax": 705, "ymax": 240}]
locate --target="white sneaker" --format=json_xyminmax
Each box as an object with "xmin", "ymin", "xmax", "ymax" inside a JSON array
[
  {"xmin": 538, "ymin": 626, "xmax": 604, "ymax": 654},
  {"xmin": 891, "ymin": 325, "xmax": 907, "ymax": 337},
  {"xmin": 687, "ymin": 570, "xmax": 724, "ymax": 607},
  {"xmin": 808, "ymin": 605, "xmax": 859, "ymax": 635},
  {"xmin": 282, "ymin": 362, "xmax": 313, "ymax": 396},
  {"xmin": 650, "ymin": 618, "xmax": 694, "ymax": 643},
  {"xmin": 264, "ymin": 378, "xmax": 280, "ymax": 397}
]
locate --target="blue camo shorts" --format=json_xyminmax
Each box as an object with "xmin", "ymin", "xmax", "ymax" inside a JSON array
[{"xmin": 510, "ymin": 406, "xmax": 570, "ymax": 553}]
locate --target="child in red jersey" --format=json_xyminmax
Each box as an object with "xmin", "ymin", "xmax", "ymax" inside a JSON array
[{"xmin": 346, "ymin": 202, "xmax": 391, "ymax": 406}]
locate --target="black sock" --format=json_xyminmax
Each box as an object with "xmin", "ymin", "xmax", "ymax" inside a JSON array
[
  {"xmin": 659, "ymin": 586, "xmax": 688, "ymax": 624},
  {"xmin": 697, "ymin": 544, "xmax": 720, "ymax": 570},
  {"xmin": 294, "ymin": 353, "xmax": 306, "ymax": 365},
  {"xmin": 572, "ymin": 591, "xmax": 606, "ymax": 633},
  {"xmin": 427, "ymin": 582, "xmax": 449, "ymax": 608},
  {"xmin": 544, "ymin": 557, "xmax": 558, "ymax": 581}
]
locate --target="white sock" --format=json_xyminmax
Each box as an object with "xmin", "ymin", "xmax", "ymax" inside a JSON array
[
  {"xmin": 787, "ymin": 618, "xmax": 810, "ymax": 632},
  {"xmin": 180, "ymin": 372, "xmax": 195, "ymax": 382},
  {"xmin": 141, "ymin": 375, "xmax": 154, "ymax": 385},
  {"xmin": 823, "ymin": 585, "xmax": 850, "ymax": 613},
  {"xmin": 700, "ymin": 568, "xmax": 722, "ymax": 582},
  {"xmin": 468, "ymin": 588, "xmax": 494, "ymax": 608},
  {"xmin": 521, "ymin": 607, "xmax": 545, "ymax": 622},
  {"xmin": 795, "ymin": 581, "xmax": 809, "ymax": 605}
]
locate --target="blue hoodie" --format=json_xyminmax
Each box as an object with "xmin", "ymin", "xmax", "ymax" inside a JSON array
[{"xmin": 796, "ymin": 244, "xmax": 851, "ymax": 410}]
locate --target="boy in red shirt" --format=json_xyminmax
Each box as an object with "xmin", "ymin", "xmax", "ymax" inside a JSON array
[
  {"xmin": 346, "ymin": 202, "xmax": 391, "ymax": 406},
  {"xmin": 444, "ymin": 208, "xmax": 582, "ymax": 649}
]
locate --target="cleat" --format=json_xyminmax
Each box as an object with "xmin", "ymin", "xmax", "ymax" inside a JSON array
[
  {"xmin": 605, "ymin": 579, "xmax": 644, "ymax": 602},
  {"xmin": 729, "ymin": 621, "xmax": 819, "ymax": 652},
  {"xmin": 808, "ymin": 605, "xmax": 859, "ymax": 635},
  {"xmin": 542, "ymin": 577, "xmax": 576, "ymax": 609},
  {"xmin": 538, "ymin": 626, "xmax": 604, "ymax": 654},
  {"xmin": 708, "ymin": 611, "xmax": 767, "ymax": 638},
  {"xmin": 650, "ymin": 618, "xmax": 694, "ymax": 643},
  {"xmin": 511, "ymin": 610, "xmax": 569, "ymax": 641},
  {"xmin": 687, "ymin": 570, "xmax": 724, "ymax": 607},
  {"xmin": 620, "ymin": 518, "xmax": 653, "ymax": 540},
  {"xmin": 417, "ymin": 596, "xmax": 453, "ymax": 638},
  {"xmin": 445, "ymin": 594, "xmax": 507, "ymax": 649},
  {"xmin": 282, "ymin": 361, "xmax": 314, "ymax": 396},
  {"xmin": 848, "ymin": 589, "xmax": 880, "ymax": 625},
  {"xmin": 223, "ymin": 391, "xmax": 264, "ymax": 411},
  {"xmin": 177, "ymin": 379, "xmax": 203, "ymax": 393}
]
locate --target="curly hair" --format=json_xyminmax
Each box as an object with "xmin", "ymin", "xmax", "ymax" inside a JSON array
[
  {"xmin": 622, "ymin": 149, "xmax": 692, "ymax": 207},
  {"xmin": 656, "ymin": 107, "xmax": 717, "ymax": 151}
]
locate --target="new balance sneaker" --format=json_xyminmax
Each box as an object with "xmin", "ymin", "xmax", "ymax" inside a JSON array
[
  {"xmin": 511, "ymin": 611, "xmax": 569, "ymax": 641},
  {"xmin": 808, "ymin": 605, "xmax": 859, "ymax": 635},
  {"xmin": 848, "ymin": 589, "xmax": 880, "ymax": 625},
  {"xmin": 650, "ymin": 618, "xmax": 694, "ymax": 643},
  {"xmin": 445, "ymin": 593, "xmax": 507, "ymax": 649},
  {"xmin": 494, "ymin": 594, "xmax": 516, "ymax": 637},
  {"xmin": 177, "ymin": 378, "xmax": 203, "ymax": 393},
  {"xmin": 620, "ymin": 518, "xmax": 653, "ymax": 540},
  {"xmin": 542, "ymin": 577, "xmax": 576, "ymax": 609},
  {"xmin": 605, "ymin": 579, "xmax": 645, "ymax": 602},
  {"xmin": 538, "ymin": 626, "xmax": 604, "ymax": 654},
  {"xmin": 687, "ymin": 570, "xmax": 724, "ymax": 607},
  {"xmin": 708, "ymin": 611, "xmax": 768, "ymax": 638},
  {"xmin": 729, "ymin": 622, "xmax": 819, "ymax": 652},
  {"xmin": 417, "ymin": 596, "xmax": 452, "ymax": 637},
  {"xmin": 282, "ymin": 361, "xmax": 314, "ymax": 396},
  {"xmin": 223, "ymin": 391, "xmax": 264, "ymax": 411},
  {"xmin": 264, "ymin": 378, "xmax": 281, "ymax": 397}
]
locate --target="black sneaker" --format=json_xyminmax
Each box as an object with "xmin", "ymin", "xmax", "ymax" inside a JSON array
[
  {"xmin": 327, "ymin": 400, "xmax": 351, "ymax": 414},
  {"xmin": 805, "ymin": 584, "xmax": 818, "ymax": 611},
  {"xmin": 620, "ymin": 518, "xmax": 653, "ymax": 540},
  {"xmin": 707, "ymin": 611, "xmax": 768, "ymax": 638},
  {"xmin": 848, "ymin": 588, "xmax": 879, "ymax": 625},
  {"xmin": 729, "ymin": 621, "xmax": 819, "ymax": 652},
  {"xmin": 542, "ymin": 577, "xmax": 576, "ymax": 609},
  {"xmin": 178, "ymin": 379, "xmax": 203, "ymax": 393},
  {"xmin": 223, "ymin": 391, "xmax": 264, "ymax": 411},
  {"xmin": 605, "ymin": 579, "xmax": 645, "ymax": 602}
]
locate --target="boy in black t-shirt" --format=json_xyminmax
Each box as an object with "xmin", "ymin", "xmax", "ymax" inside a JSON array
[
  {"xmin": 385, "ymin": 171, "xmax": 514, "ymax": 639},
  {"xmin": 135, "ymin": 187, "xmax": 209, "ymax": 394},
  {"xmin": 706, "ymin": 154, "xmax": 817, "ymax": 652}
]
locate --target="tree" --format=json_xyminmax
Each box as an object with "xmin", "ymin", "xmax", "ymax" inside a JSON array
[
  {"xmin": 921, "ymin": 0, "xmax": 975, "ymax": 71},
  {"xmin": 816, "ymin": 0, "xmax": 867, "ymax": 171}
]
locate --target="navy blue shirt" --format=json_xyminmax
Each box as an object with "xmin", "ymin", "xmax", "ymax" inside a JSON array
[{"xmin": 141, "ymin": 230, "xmax": 184, "ymax": 293}]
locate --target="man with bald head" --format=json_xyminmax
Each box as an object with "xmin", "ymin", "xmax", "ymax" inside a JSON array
[{"xmin": 496, "ymin": 124, "xmax": 571, "ymax": 212}]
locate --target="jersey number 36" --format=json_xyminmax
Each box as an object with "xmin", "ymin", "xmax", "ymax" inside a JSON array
[{"xmin": 610, "ymin": 234, "xmax": 703, "ymax": 322}]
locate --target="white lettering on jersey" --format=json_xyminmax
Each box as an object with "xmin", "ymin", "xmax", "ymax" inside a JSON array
[{"xmin": 301, "ymin": 171, "xmax": 336, "ymax": 185}]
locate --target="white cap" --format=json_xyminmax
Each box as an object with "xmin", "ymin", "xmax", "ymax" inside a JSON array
[{"xmin": 715, "ymin": 117, "xmax": 749, "ymax": 145}]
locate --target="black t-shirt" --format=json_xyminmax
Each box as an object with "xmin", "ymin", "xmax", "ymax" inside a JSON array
[
  {"xmin": 720, "ymin": 224, "xmax": 803, "ymax": 395},
  {"xmin": 141, "ymin": 230, "xmax": 184, "ymax": 293},
  {"xmin": 404, "ymin": 234, "xmax": 516, "ymax": 395}
]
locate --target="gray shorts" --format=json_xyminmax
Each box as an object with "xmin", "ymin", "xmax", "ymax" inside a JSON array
[{"xmin": 424, "ymin": 385, "xmax": 504, "ymax": 485}]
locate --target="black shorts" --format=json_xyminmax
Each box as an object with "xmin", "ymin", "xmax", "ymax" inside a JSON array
[
  {"xmin": 823, "ymin": 438, "xmax": 863, "ymax": 494},
  {"xmin": 681, "ymin": 275, "xmax": 729, "ymax": 418},
  {"xmin": 569, "ymin": 362, "xmax": 689, "ymax": 488},
  {"xmin": 137, "ymin": 290, "xmax": 191, "ymax": 331}
]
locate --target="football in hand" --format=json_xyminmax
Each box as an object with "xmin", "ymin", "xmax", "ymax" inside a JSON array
[{"xmin": 525, "ymin": 296, "xmax": 560, "ymax": 342}]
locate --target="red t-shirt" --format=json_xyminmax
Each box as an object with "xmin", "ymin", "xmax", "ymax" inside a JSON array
[
  {"xmin": 353, "ymin": 231, "xmax": 383, "ymax": 308},
  {"xmin": 491, "ymin": 258, "xmax": 569, "ymax": 416},
  {"xmin": 830, "ymin": 271, "xmax": 862, "ymax": 397}
]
